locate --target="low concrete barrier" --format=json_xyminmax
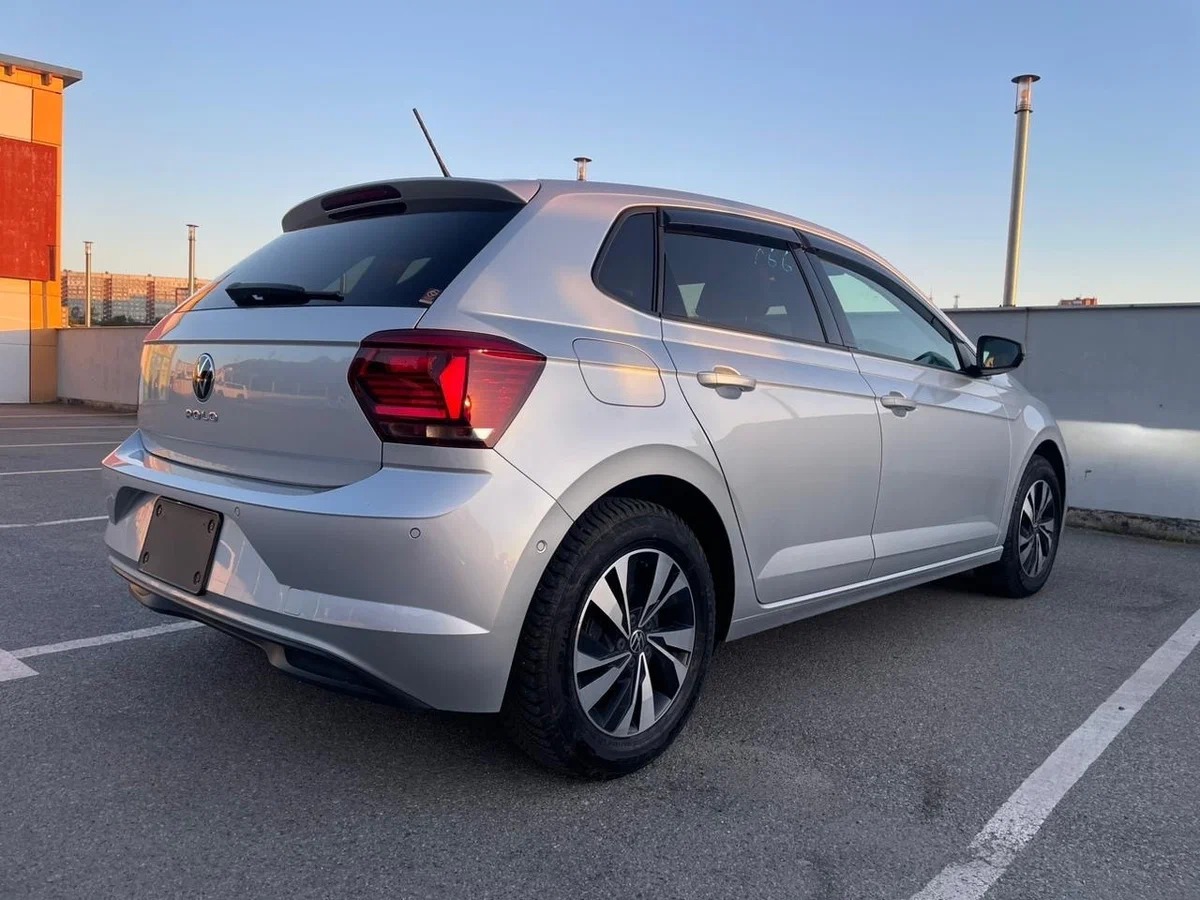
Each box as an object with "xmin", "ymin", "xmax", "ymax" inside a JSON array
[
  {"xmin": 950, "ymin": 305, "xmax": 1200, "ymax": 525},
  {"xmin": 56, "ymin": 326, "xmax": 150, "ymax": 409},
  {"xmin": 51, "ymin": 305, "xmax": 1199, "ymax": 527}
]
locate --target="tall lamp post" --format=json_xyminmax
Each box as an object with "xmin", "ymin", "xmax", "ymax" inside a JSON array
[
  {"xmin": 83, "ymin": 240, "xmax": 93, "ymax": 327},
  {"xmin": 1002, "ymin": 74, "xmax": 1040, "ymax": 308},
  {"xmin": 186, "ymin": 224, "xmax": 199, "ymax": 294}
]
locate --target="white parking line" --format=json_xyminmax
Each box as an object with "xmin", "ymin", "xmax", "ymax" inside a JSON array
[
  {"xmin": 0, "ymin": 425, "xmax": 132, "ymax": 431},
  {"xmin": 11, "ymin": 621, "xmax": 203, "ymax": 660},
  {"xmin": 0, "ymin": 412, "xmax": 134, "ymax": 419},
  {"xmin": 0, "ymin": 650, "xmax": 38, "ymax": 682},
  {"xmin": 0, "ymin": 622, "xmax": 204, "ymax": 682},
  {"xmin": 0, "ymin": 441, "xmax": 117, "ymax": 448},
  {"xmin": 0, "ymin": 467, "xmax": 102, "ymax": 477},
  {"xmin": 0, "ymin": 515, "xmax": 108, "ymax": 529},
  {"xmin": 908, "ymin": 604, "xmax": 1200, "ymax": 900}
]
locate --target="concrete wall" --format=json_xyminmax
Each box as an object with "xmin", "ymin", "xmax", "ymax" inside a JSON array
[
  {"xmin": 950, "ymin": 305, "xmax": 1200, "ymax": 522},
  {"xmin": 56, "ymin": 326, "xmax": 150, "ymax": 408},
  {"xmin": 50, "ymin": 307, "xmax": 1200, "ymax": 522}
]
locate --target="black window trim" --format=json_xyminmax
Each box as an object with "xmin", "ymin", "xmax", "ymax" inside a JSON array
[
  {"xmin": 662, "ymin": 207, "xmax": 801, "ymax": 248},
  {"xmin": 793, "ymin": 248, "xmax": 848, "ymax": 347},
  {"xmin": 591, "ymin": 205, "xmax": 660, "ymax": 314},
  {"xmin": 656, "ymin": 208, "xmax": 841, "ymax": 351},
  {"xmin": 802, "ymin": 235, "xmax": 973, "ymax": 375}
]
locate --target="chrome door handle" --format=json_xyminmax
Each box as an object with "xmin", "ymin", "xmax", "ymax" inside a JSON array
[
  {"xmin": 879, "ymin": 392, "xmax": 917, "ymax": 412},
  {"xmin": 697, "ymin": 366, "xmax": 756, "ymax": 392}
]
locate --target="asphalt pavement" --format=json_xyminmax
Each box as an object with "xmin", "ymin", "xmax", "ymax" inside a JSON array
[{"xmin": 1, "ymin": 404, "xmax": 1197, "ymax": 900}]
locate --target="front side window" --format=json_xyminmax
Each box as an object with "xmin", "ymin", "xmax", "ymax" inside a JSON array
[
  {"xmin": 817, "ymin": 259, "xmax": 960, "ymax": 371},
  {"xmin": 662, "ymin": 231, "xmax": 826, "ymax": 344}
]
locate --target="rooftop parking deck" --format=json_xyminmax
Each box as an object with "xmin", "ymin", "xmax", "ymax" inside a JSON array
[{"xmin": 1, "ymin": 404, "xmax": 1198, "ymax": 899}]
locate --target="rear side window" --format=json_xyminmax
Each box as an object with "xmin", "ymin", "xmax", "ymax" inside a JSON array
[
  {"xmin": 194, "ymin": 207, "xmax": 519, "ymax": 310},
  {"xmin": 594, "ymin": 212, "xmax": 655, "ymax": 312},
  {"xmin": 662, "ymin": 232, "xmax": 827, "ymax": 344}
]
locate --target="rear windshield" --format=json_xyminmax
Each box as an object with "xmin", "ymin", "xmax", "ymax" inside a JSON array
[{"xmin": 194, "ymin": 207, "xmax": 520, "ymax": 310}]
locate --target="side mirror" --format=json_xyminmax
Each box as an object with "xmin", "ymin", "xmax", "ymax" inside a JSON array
[{"xmin": 969, "ymin": 335, "xmax": 1024, "ymax": 376}]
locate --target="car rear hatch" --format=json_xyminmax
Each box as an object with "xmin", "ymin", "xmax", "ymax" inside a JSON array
[{"xmin": 137, "ymin": 178, "xmax": 537, "ymax": 487}]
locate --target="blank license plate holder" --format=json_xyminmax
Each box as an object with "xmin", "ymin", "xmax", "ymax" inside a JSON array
[{"xmin": 137, "ymin": 498, "xmax": 222, "ymax": 595}]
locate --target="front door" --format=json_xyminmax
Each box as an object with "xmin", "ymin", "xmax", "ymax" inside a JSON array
[
  {"xmin": 808, "ymin": 247, "xmax": 1014, "ymax": 578},
  {"xmin": 659, "ymin": 211, "xmax": 882, "ymax": 604}
]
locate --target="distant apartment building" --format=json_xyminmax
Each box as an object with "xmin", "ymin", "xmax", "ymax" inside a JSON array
[
  {"xmin": 1058, "ymin": 296, "xmax": 1099, "ymax": 307},
  {"xmin": 61, "ymin": 270, "xmax": 209, "ymax": 324}
]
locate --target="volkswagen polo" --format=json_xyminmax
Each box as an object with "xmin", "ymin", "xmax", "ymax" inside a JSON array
[{"xmin": 103, "ymin": 177, "xmax": 1067, "ymax": 776}]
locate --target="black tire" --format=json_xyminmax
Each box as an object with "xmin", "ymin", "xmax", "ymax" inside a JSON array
[
  {"xmin": 979, "ymin": 455, "xmax": 1063, "ymax": 598},
  {"xmin": 502, "ymin": 497, "xmax": 716, "ymax": 778}
]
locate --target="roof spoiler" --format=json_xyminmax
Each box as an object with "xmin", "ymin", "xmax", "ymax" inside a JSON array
[{"xmin": 281, "ymin": 178, "xmax": 540, "ymax": 232}]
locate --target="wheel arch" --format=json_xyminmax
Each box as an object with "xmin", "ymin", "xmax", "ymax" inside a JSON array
[
  {"xmin": 1001, "ymin": 425, "xmax": 1069, "ymax": 539},
  {"xmin": 596, "ymin": 475, "xmax": 736, "ymax": 642},
  {"xmin": 551, "ymin": 445, "xmax": 753, "ymax": 643},
  {"xmin": 1032, "ymin": 437, "xmax": 1067, "ymax": 508}
]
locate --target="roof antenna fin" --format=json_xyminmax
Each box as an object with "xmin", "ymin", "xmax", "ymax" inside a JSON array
[{"xmin": 412, "ymin": 108, "xmax": 451, "ymax": 177}]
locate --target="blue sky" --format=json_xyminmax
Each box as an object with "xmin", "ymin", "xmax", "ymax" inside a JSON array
[{"xmin": 8, "ymin": 0, "xmax": 1198, "ymax": 307}]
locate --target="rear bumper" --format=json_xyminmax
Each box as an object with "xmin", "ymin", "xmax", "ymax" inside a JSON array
[
  {"xmin": 102, "ymin": 431, "xmax": 573, "ymax": 712},
  {"xmin": 118, "ymin": 576, "xmax": 431, "ymax": 708}
]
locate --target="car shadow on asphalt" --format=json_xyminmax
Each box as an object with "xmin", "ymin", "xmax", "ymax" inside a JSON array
[{"xmin": 80, "ymin": 527, "xmax": 1196, "ymax": 799}]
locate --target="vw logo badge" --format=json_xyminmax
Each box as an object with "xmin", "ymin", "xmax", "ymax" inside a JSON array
[{"xmin": 193, "ymin": 353, "xmax": 215, "ymax": 402}]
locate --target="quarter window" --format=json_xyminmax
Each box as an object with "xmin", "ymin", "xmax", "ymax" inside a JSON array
[
  {"xmin": 817, "ymin": 259, "xmax": 960, "ymax": 371},
  {"xmin": 662, "ymin": 232, "xmax": 826, "ymax": 344},
  {"xmin": 594, "ymin": 212, "xmax": 655, "ymax": 312}
]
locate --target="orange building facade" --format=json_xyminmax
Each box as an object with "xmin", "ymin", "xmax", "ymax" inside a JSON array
[{"xmin": 0, "ymin": 53, "xmax": 82, "ymax": 402}]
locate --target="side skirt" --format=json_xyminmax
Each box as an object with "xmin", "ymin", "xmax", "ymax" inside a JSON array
[{"xmin": 726, "ymin": 547, "xmax": 1002, "ymax": 641}]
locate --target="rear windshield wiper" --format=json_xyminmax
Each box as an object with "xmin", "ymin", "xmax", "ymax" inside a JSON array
[{"xmin": 225, "ymin": 282, "xmax": 344, "ymax": 307}]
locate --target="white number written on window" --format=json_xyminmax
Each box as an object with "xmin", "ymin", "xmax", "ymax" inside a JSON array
[{"xmin": 752, "ymin": 247, "xmax": 794, "ymax": 273}]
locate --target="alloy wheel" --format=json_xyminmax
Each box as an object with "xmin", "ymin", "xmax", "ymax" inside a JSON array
[
  {"xmin": 572, "ymin": 549, "xmax": 696, "ymax": 737},
  {"xmin": 1018, "ymin": 479, "xmax": 1057, "ymax": 578}
]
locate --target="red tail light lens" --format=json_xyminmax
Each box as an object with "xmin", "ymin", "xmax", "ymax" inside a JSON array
[{"xmin": 348, "ymin": 330, "xmax": 545, "ymax": 447}]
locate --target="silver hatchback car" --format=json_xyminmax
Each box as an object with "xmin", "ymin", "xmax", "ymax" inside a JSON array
[{"xmin": 104, "ymin": 177, "xmax": 1067, "ymax": 775}]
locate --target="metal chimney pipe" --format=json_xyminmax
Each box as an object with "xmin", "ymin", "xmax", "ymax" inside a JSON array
[
  {"xmin": 187, "ymin": 224, "xmax": 199, "ymax": 294},
  {"xmin": 573, "ymin": 156, "xmax": 592, "ymax": 181},
  {"xmin": 1002, "ymin": 74, "xmax": 1040, "ymax": 308},
  {"xmin": 83, "ymin": 241, "xmax": 93, "ymax": 328}
]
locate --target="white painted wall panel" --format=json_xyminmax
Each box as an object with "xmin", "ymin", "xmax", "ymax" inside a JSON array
[{"xmin": 951, "ymin": 306, "xmax": 1200, "ymax": 521}]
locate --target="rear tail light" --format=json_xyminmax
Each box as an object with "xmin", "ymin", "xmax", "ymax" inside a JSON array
[{"xmin": 348, "ymin": 330, "xmax": 545, "ymax": 448}]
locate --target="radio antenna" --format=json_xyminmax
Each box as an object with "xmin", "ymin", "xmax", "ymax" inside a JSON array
[{"xmin": 412, "ymin": 108, "xmax": 451, "ymax": 177}]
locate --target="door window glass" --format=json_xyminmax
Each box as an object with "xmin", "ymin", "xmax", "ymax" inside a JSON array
[
  {"xmin": 817, "ymin": 259, "xmax": 960, "ymax": 370},
  {"xmin": 662, "ymin": 232, "xmax": 826, "ymax": 344}
]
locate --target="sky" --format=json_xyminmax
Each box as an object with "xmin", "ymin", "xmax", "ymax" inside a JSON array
[{"xmin": 7, "ymin": 0, "xmax": 1198, "ymax": 307}]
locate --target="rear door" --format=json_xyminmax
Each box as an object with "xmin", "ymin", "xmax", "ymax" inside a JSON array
[
  {"xmin": 659, "ymin": 210, "xmax": 882, "ymax": 604},
  {"xmin": 806, "ymin": 239, "xmax": 1013, "ymax": 577},
  {"xmin": 139, "ymin": 199, "xmax": 522, "ymax": 487}
]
